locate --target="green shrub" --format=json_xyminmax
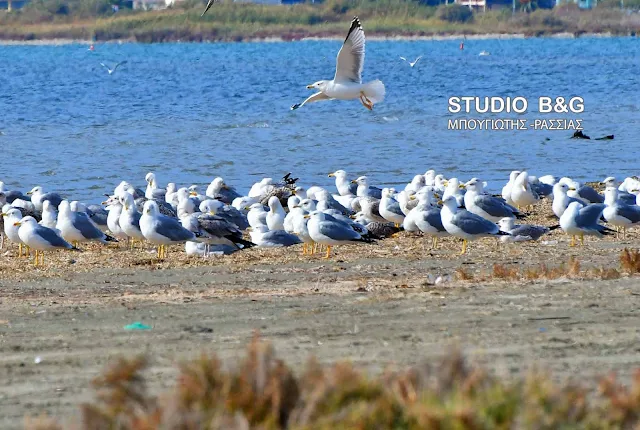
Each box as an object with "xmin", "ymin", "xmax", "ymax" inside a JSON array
[{"xmin": 436, "ymin": 3, "xmax": 474, "ymax": 22}]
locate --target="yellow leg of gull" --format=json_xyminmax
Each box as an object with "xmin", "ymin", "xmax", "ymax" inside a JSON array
[
  {"xmin": 33, "ymin": 250, "xmax": 38, "ymax": 267},
  {"xmin": 324, "ymin": 245, "xmax": 332, "ymax": 259},
  {"xmin": 570, "ymin": 235, "xmax": 576, "ymax": 247},
  {"xmin": 19, "ymin": 243, "xmax": 22, "ymax": 257},
  {"xmin": 302, "ymin": 243, "xmax": 307, "ymax": 255},
  {"xmin": 580, "ymin": 234, "xmax": 584, "ymax": 246},
  {"xmin": 460, "ymin": 239, "xmax": 468, "ymax": 255}
]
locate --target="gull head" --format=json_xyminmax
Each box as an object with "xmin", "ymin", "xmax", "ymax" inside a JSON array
[
  {"xmin": 143, "ymin": 200, "xmax": 159, "ymax": 216},
  {"xmin": 464, "ymin": 178, "xmax": 482, "ymax": 192},
  {"xmin": 307, "ymin": 80, "xmax": 329, "ymax": 91},
  {"xmin": 27, "ymin": 186, "xmax": 43, "ymax": 196},
  {"xmin": 498, "ymin": 217, "xmax": 515, "ymax": 231}
]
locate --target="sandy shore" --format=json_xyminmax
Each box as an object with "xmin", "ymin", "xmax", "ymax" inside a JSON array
[{"xmin": 0, "ymin": 199, "xmax": 639, "ymax": 427}]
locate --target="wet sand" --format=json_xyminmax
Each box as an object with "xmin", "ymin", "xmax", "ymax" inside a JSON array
[{"xmin": 1, "ymin": 200, "xmax": 639, "ymax": 427}]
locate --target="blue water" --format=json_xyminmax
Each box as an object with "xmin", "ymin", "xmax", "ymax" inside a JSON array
[{"xmin": 1, "ymin": 38, "xmax": 638, "ymax": 202}]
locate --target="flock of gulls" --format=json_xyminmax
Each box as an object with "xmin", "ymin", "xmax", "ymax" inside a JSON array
[{"xmin": 1, "ymin": 170, "xmax": 640, "ymax": 266}]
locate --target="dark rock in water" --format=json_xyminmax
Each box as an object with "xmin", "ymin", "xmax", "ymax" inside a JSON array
[
  {"xmin": 595, "ymin": 134, "xmax": 614, "ymax": 140},
  {"xmin": 571, "ymin": 130, "xmax": 590, "ymax": 139}
]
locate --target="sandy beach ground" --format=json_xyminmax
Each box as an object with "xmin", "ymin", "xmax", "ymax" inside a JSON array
[{"xmin": 1, "ymin": 199, "xmax": 639, "ymax": 427}]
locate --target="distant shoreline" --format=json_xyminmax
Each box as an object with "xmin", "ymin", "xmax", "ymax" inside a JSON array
[{"xmin": 0, "ymin": 31, "xmax": 631, "ymax": 45}]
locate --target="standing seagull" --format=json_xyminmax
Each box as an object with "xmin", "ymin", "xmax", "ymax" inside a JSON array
[
  {"xmin": 291, "ymin": 17, "xmax": 385, "ymax": 111},
  {"xmin": 399, "ymin": 55, "xmax": 422, "ymax": 67},
  {"xmin": 201, "ymin": 0, "xmax": 218, "ymax": 16},
  {"xmin": 100, "ymin": 61, "xmax": 127, "ymax": 75}
]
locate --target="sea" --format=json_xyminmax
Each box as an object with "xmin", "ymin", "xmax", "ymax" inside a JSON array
[{"xmin": 1, "ymin": 37, "xmax": 638, "ymax": 203}]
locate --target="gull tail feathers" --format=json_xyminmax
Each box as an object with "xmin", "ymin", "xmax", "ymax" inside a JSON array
[{"xmin": 363, "ymin": 80, "xmax": 385, "ymax": 105}]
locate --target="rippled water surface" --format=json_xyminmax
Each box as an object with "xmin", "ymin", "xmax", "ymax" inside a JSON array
[{"xmin": 2, "ymin": 38, "xmax": 638, "ymax": 202}]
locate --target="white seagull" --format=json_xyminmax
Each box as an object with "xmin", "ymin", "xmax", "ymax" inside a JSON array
[
  {"xmin": 291, "ymin": 16, "xmax": 385, "ymax": 111},
  {"xmin": 399, "ymin": 55, "xmax": 422, "ymax": 67},
  {"xmin": 100, "ymin": 61, "xmax": 127, "ymax": 75}
]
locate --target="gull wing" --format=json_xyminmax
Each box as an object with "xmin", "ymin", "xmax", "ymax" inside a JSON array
[
  {"xmin": 290, "ymin": 92, "xmax": 331, "ymax": 111},
  {"xmin": 201, "ymin": 0, "xmax": 217, "ymax": 17},
  {"xmin": 113, "ymin": 61, "xmax": 127, "ymax": 72},
  {"xmin": 334, "ymin": 16, "xmax": 365, "ymax": 84}
]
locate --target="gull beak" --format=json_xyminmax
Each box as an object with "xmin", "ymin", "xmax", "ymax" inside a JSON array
[
  {"xmin": 409, "ymin": 195, "xmax": 416, "ymax": 201},
  {"xmin": 437, "ymin": 200, "xmax": 444, "ymax": 205},
  {"xmin": 246, "ymin": 227, "xmax": 253, "ymax": 232},
  {"xmin": 459, "ymin": 184, "xmax": 466, "ymax": 189},
  {"xmin": 434, "ymin": 193, "xmax": 441, "ymax": 199},
  {"xmin": 568, "ymin": 187, "xmax": 576, "ymax": 191},
  {"xmin": 1, "ymin": 213, "xmax": 6, "ymax": 217},
  {"xmin": 146, "ymin": 209, "xmax": 151, "ymax": 214},
  {"xmin": 328, "ymin": 173, "xmax": 335, "ymax": 177},
  {"xmin": 244, "ymin": 206, "xmax": 250, "ymax": 211},
  {"xmin": 304, "ymin": 214, "xmax": 310, "ymax": 219},
  {"xmin": 291, "ymin": 190, "xmax": 296, "ymax": 196},
  {"xmin": 101, "ymin": 200, "xmax": 108, "ymax": 205},
  {"xmin": 26, "ymin": 190, "xmax": 33, "ymax": 195},
  {"xmin": 350, "ymin": 179, "xmax": 357, "ymax": 184},
  {"xmin": 292, "ymin": 204, "xmax": 300, "ymax": 209},
  {"xmin": 209, "ymin": 211, "xmax": 215, "ymax": 215},
  {"xmin": 443, "ymin": 181, "xmax": 449, "ymax": 187},
  {"xmin": 306, "ymin": 85, "xmax": 314, "ymax": 89},
  {"xmin": 13, "ymin": 222, "xmax": 21, "ymax": 227},
  {"xmin": 189, "ymin": 191, "xmax": 198, "ymax": 197},
  {"xmin": 124, "ymin": 205, "xmax": 129, "ymax": 210}
]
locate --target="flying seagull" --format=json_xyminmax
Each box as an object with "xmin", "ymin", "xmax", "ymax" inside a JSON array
[
  {"xmin": 100, "ymin": 61, "xmax": 127, "ymax": 75},
  {"xmin": 201, "ymin": 0, "xmax": 218, "ymax": 17},
  {"xmin": 400, "ymin": 55, "xmax": 422, "ymax": 67},
  {"xmin": 291, "ymin": 16, "xmax": 385, "ymax": 111}
]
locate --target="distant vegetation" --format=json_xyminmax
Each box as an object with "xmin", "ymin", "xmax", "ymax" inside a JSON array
[
  {"xmin": 24, "ymin": 334, "xmax": 640, "ymax": 429},
  {"xmin": 0, "ymin": 0, "xmax": 639, "ymax": 41}
]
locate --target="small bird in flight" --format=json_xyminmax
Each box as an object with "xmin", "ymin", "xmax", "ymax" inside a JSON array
[
  {"xmin": 400, "ymin": 55, "xmax": 422, "ymax": 67},
  {"xmin": 100, "ymin": 61, "xmax": 127, "ymax": 75},
  {"xmin": 201, "ymin": 0, "xmax": 218, "ymax": 17}
]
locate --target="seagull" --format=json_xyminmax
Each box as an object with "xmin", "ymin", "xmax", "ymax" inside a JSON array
[
  {"xmin": 479, "ymin": 51, "xmax": 490, "ymax": 56},
  {"xmin": 248, "ymin": 225, "xmax": 302, "ymax": 248},
  {"xmin": 399, "ymin": 55, "xmax": 422, "ymax": 67},
  {"xmin": 559, "ymin": 202, "xmax": 613, "ymax": 246},
  {"xmin": 440, "ymin": 195, "xmax": 509, "ymax": 255},
  {"xmin": 100, "ymin": 61, "xmax": 127, "ymax": 75},
  {"xmin": 201, "ymin": 0, "xmax": 218, "ymax": 17},
  {"xmin": 306, "ymin": 211, "xmax": 373, "ymax": 258},
  {"xmin": 15, "ymin": 216, "xmax": 78, "ymax": 266},
  {"xmin": 291, "ymin": 16, "xmax": 385, "ymax": 111},
  {"xmin": 498, "ymin": 218, "xmax": 558, "ymax": 243},
  {"xmin": 140, "ymin": 200, "xmax": 195, "ymax": 259}
]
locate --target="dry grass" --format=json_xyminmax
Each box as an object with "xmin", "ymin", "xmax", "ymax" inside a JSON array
[
  {"xmin": 621, "ymin": 248, "xmax": 640, "ymax": 274},
  {"xmin": 25, "ymin": 335, "xmax": 640, "ymax": 429},
  {"xmin": 470, "ymin": 256, "xmax": 623, "ymax": 282}
]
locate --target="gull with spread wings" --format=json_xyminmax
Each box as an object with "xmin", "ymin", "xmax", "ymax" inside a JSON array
[
  {"xmin": 400, "ymin": 55, "xmax": 422, "ymax": 67},
  {"xmin": 291, "ymin": 16, "xmax": 385, "ymax": 111},
  {"xmin": 100, "ymin": 61, "xmax": 127, "ymax": 75}
]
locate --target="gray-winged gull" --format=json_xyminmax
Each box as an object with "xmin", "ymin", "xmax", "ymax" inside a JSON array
[
  {"xmin": 181, "ymin": 212, "xmax": 254, "ymax": 255},
  {"xmin": 559, "ymin": 201, "xmax": 613, "ymax": 246},
  {"xmin": 27, "ymin": 186, "xmax": 63, "ymax": 211},
  {"xmin": 249, "ymin": 225, "xmax": 302, "ymax": 248},
  {"xmin": 206, "ymin": 177, "xmax": 241, "ymax": 205},
  {"xmin": 464, "ymin": 178, "xmax": 523, "ymax": 223},
  {"xmin": 403, "ymin": 188, "xmax": 448, "ymax": 248},
  {"xmin": 140, "ymin": 200, "xmax": 195, "ymax": 258},
  {"xmin": 291, "ymin": 17, "xmax": 385, "ymax": 111},
  {"xmin": 15, "ymin": 216, "xmax": 78, "ymax": 266},
  {"xmin": 306, "ymin": 210, "xmax": 373, "ymax": 258},
  {"xmin": 379, "ymin": 188, "xmax": 405, "ymax": 227},
  {"xmin": 2, "ymin": 208, "xmax": 27, "ymax": 256},
  {"xmin": 145, "ymin": 172, "xmax": 166, "ymax": 200},
  {"xmin": 440, "ymin": 195, "xmax": 509, "ymax": 254},
  {"xmin": 510, "ymin": 171, "xmax": 539, "ymax": 209},
  {"xmin": 602, "ymin": 187, "xmax": 640, "ymax": 238},
  {"xmin": 119, "ymin": 193, "xmax": 145, "ymax": 248},
  {"xmin": 552, "ymin": 182, "xmax": 585, "ymax": 219},
  {"xmin": 497, "ymin": 217, "xmax": 558, "ymax": 243},
  {"xmin": 200, "ymin": 200, "xmax": 249, "ymax": 230},
  {"xmin": 57, "ymin": 200, "xmax": 117, "ymax": 247}
]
